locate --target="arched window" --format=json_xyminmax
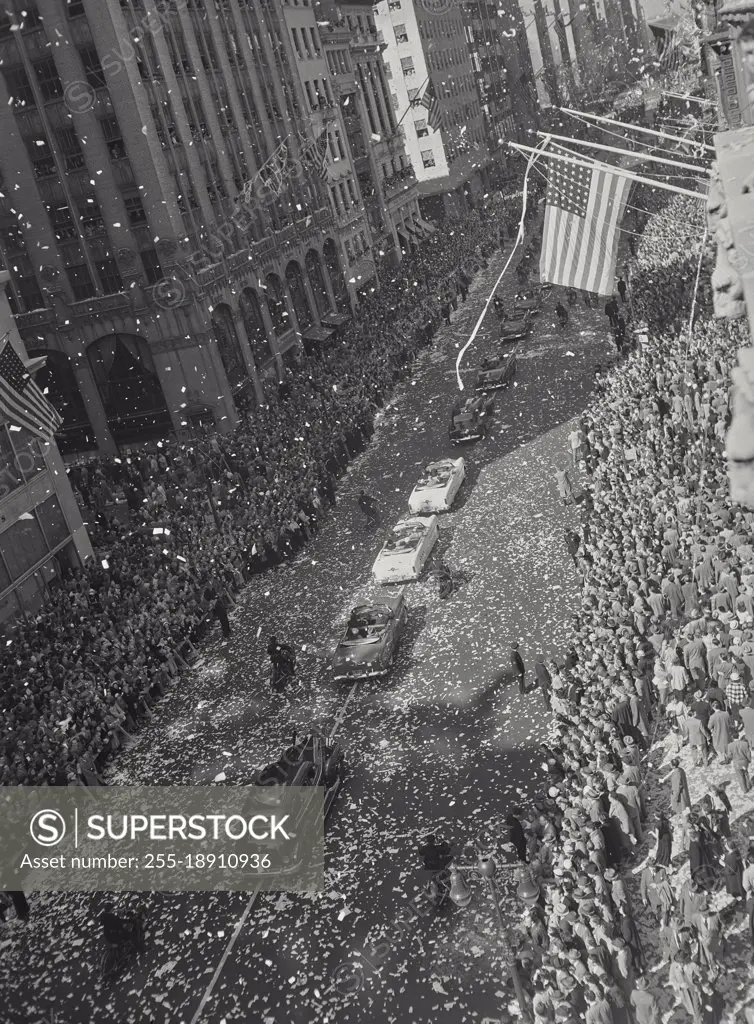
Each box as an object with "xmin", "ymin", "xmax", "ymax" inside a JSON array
[
  {"xmin": 211, "ymin": 304, "xmax": 247, "ymax": 389},
  {"xmin": 265, "ymin": 273, "xmax": 290, "ymax": 335},
  {"xmin": 285, "ymin": 260, "xmax": 313, "ymax": 330},
  {"xmin": 87, "ymin": 333, "xmax": 171, "ymax": 444},
  {"xmin": 239, "ymin": 288, "xmax": 273, "ymax": 366}
]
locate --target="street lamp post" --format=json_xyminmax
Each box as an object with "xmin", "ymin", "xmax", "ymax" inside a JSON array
[{"xmin": 448, "ymin": 848, "xmax": 533, "ymax": 1023}]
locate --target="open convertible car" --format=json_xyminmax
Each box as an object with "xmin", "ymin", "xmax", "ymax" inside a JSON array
[
  {"xmin": 331, "ymin": 591, "xmax": 408, "ymax": 682},
  {"xmin": 474, "ymin": 348, "xmax": 517, "ymax": 392},
  {"xmin": 500, "ymin": 308, "xmax": 532, "ymax": 344},
  {"xmin": 372, "ymin": 515, "xmax": 440, "ymax": 583},
  {"xmin": 449, "ymin": 394, "xmax": 495, "ymax": 444},
  {"xmin": 253, "ymin": 731, "xmax": 345, "ymax": 821},
  {"xmin": 408, "ymin": 457, "xmax": 465, "ymax": 514}
]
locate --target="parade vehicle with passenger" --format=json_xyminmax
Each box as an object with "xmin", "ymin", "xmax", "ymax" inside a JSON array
[
  {"xmin": 448, "ymin": 394, "xmax": 495, "ymax": 444},
  {"xmin": 408, "ymin": 457, "xmax": 466, "ymax": 514},
  {"xmin": 474, "ymin": 348, "xmax": 517, "ymax": 392},
  {"xmin": 331, "ymin": 590, "xmax": 408, "ymax": 682},
  {"xmin": 253, "ymin": 730, "xmax": 345, "ymax": 821},
  {"xmin": 372, "ymin": 515, "xmax": 440, "ymax": 583},
  {"xmin": 499, "ymin": 309, "xmax": 532, "ymax": 343}
]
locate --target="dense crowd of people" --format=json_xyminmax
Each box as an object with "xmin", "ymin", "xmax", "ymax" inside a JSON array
[
  {"xmin": 0, "ymin": 193, "xmax": 540, "ymax": 788},
  {"xmin": 506, "ymin": 192, "xmax": 754, "ymax": 1022}
]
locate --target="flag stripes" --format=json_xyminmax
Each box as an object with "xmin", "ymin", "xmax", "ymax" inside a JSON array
[
  {"xmin": 415, "ymin": 81, "xmax": 445, "ymax": 132},
  {"xmin": 0, "ymin": 337, "xmax": 62, "ymax": 442},
  {"xmin": 539, "ymin": 153, "xmax": 631, "ymax": 295}
]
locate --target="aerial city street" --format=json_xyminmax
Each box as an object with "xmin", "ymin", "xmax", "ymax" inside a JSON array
[{"xmin": 1, "ymin": 1, "xmax": 754, "ymax": 1023}]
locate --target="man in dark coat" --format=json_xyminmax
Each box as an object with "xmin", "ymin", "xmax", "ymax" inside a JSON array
[
  {"xmin": 505, "ymin": 811, "xmax": 528, "ymax": 862},
  {"xmin": 534, "ymin": 659, "xmax": 552, "ymax": 710},
  {"xmin": 213, "ymin": 596, "xmax": 231, "ymax": 638},
  {"xmin": 8, "ymin": 891, "xmax": 29, "ymax": 921},
  {"xmin": 617, "ymin": 277, "xmax": 627, "ymax": 303},
  {"xmin": 511, "ymin": 643, "xmax": 526, "ymax": 693}
]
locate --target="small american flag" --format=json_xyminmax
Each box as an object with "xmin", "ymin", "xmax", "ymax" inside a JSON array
[
  {"xmin": 539, "ymin": 152, "xmax": 631, "ymax": 296},
  {"xmin": 300, "ymin": 130, "xmax": 330, "ymax": 181},
  {"xmin": 0, "ymin": 336, "xmax": 62, "ymax": 441},
  {"xmin": 415, "ymin": 81, "xmax": 445, "ymax": 133}
]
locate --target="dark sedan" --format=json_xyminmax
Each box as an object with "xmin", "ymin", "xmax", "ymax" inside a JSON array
[
  {"xmin": 331, "ymin": 591, "xmax": 408, "ymax": 682},
  {"xmin": 449, "ymin": 393, "xmax": 495, "ymax": 443},
  {"xmin": 474, "ymin": 349, "xmax": 517, "ymax": 392},
  {"xmin": 500, "ymin": 309, "xmax": 532, "ymax": 343}
]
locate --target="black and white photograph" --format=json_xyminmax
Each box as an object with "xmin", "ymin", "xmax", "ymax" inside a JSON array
[{"xmin": 1, "ymin": 0, "xmax": 754, "ymax": 1022}]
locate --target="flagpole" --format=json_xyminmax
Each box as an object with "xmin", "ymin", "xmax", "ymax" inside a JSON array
[
  {"xmin": 508, "ymin": 142, "xmax": 707, "ymax": 200},
  {"xmin": 395, "ymin": 74, "xmax": 430, "ymax": 130},
  {"xmin": 534, "ymin": 131, "xmax": 711, "ymax": 175},
  {"xmin": 558, "ymin": 106, "xmax": 716, "ymax": 153}
]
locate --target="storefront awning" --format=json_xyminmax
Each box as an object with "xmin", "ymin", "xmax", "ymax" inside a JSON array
[
  {"xmin": 302, "ymin": 324, "xmax": 336, "ymax": 343},
  {"xmin": 320, "ymin": 311, "xmax": 352, "ymax": 328}
]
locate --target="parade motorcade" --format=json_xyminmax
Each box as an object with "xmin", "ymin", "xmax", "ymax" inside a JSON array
[
  {"xmin": 500, "ymin": 309, "xmax": 532, "ymax": 343},
  {"xmin": 408, "ymin": 458, "xmax": 466, "ymax": 514},
  {"xmin": 372, "ymin": 515, "xmax": 440, "ymax": 583},
  {"xmin": 331, "ymin": 591, "xmax": 408, "ymax": 681},
  {"xmin": 474, "ymin": 349, "xmax": 517, "ymax": 392},
  {"xmin": 254, "ymin": 731, "xmax": 345, "ymax": 820},
  {"xmin": 449, "ymin": 394, "xmax": 495, "ymax": 444}
]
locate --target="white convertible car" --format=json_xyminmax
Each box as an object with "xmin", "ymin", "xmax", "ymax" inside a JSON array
[
  {"xmin": 372, "ymin": 516, "xmax": 440, "ymax": 583},
  {"xmin": 408, "ymin": 458, "xmax": 466, "ymax": 515}
]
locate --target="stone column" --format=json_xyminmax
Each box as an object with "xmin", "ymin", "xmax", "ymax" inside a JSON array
[
  {"xmin": 233, "ymin": 310, "xmax": 265, "ymax": 404},
  {"xmin": 70, "ymin": 355, "xmax": 118, "ymax": 455},
  {"xmin": 258, "ymin": 295, "xmax": 285, "ymax": 378}
]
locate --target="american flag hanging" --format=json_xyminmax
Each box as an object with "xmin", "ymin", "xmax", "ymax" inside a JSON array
[
  {"xmin": 0, "ymin": 336, "xmax": 62, "ymax": 442},
  {"xmin": 539, "ymin": 151, "xmax": 631, "ymax": 296},
  {"xmin": 300, "ymin": 130, "xmax": 331, "ymax": 181},
  {"xmin": 416, "ymin": 81, "xmax": 445, "ymax": 133}
]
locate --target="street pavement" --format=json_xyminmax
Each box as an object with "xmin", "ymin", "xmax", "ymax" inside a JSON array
[{"xmin": 2, "ymin": 247, "xmax": 618, "ymax": 1024}]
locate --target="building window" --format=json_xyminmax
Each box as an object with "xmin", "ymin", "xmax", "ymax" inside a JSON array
[
  {"xmin": 37, "ymin": 495, "xmax": 69, "ymax": 550},
  {"xmin": 415, "ymin": 118, "xmax": 429, "ymax": 138},
  {"xmin": 388, "ymin": 0, "xmax": 401, "ymax": 8},
  {"xmin": 65, "ymin": 262, "xmax": 95, "ymax": 299},
  {"xmin": 0, "ymin": 425, "xmax": 23, "ymax": 500},
  {"xmin": 1, "ymin": 512, "xmax": 47, "ymax": 582},
  {"xmin": 421, "ymin": 149, "xmax": 436, "ymax": 168},
  {"xmin": 16, "ymin": 277, "xmax": 45, "ymax": 311},
  {"xmin": 67, "ymin": 264, "xmax": 96, "ymax": 301},
  {"xmin": 79, "ymin": 46, "xmax": 106, "ymax": 89},
  {"xmin": 33, "ymin": 58, "xmax": 64, "ymax": 102},
  {"xmin": 400, "ymin": 57, "xmax": 415, "ymax": 76},
  {"xmin": 97, "ymin": 259, "xmax": 123, "ymax": 295},
  {"xmin": 394, "ymin": 24, "xmax": 408, "ymax": 43},
  {"xmin": 124, "ymin": 195, "xmax": 147, "ymax": 225},
  {"xmin": 10, "ymin": 427, "xmax": 46, "ymax": 485},
  {"xmin": 140, "ymin": 249, "xmax": 162, "ymax": 284},
  {"xmin": 384, "ymin": 62, "xmax": 392, "ymax": 79},
  {"xmin": 3, "ymin": 67, "xmax": 35, "ymax": 107}
]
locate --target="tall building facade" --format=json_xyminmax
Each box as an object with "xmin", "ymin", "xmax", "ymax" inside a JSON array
[
  {"xmin": 462, "ymin": 0, "xmax": 538, "ymax": 151},
  {"xmin": 0, "ymin": 270, "xmax": 92, "ymax": 632},
  {"xmin": 375, "ymin": 0, "xmax": 492, "ymax": 219},
  {"xmin": 318, "ymin": 0, "xmax": 426, "ymax": 266},
  {"xmin": 0, "ymin": 0, "xmax": 359, "ymax": 455}
]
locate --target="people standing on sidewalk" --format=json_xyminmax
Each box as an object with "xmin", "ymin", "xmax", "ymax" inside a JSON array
[{"xmin": 511, "ymin": 642, "xmax": 526, "ymax": 694}]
